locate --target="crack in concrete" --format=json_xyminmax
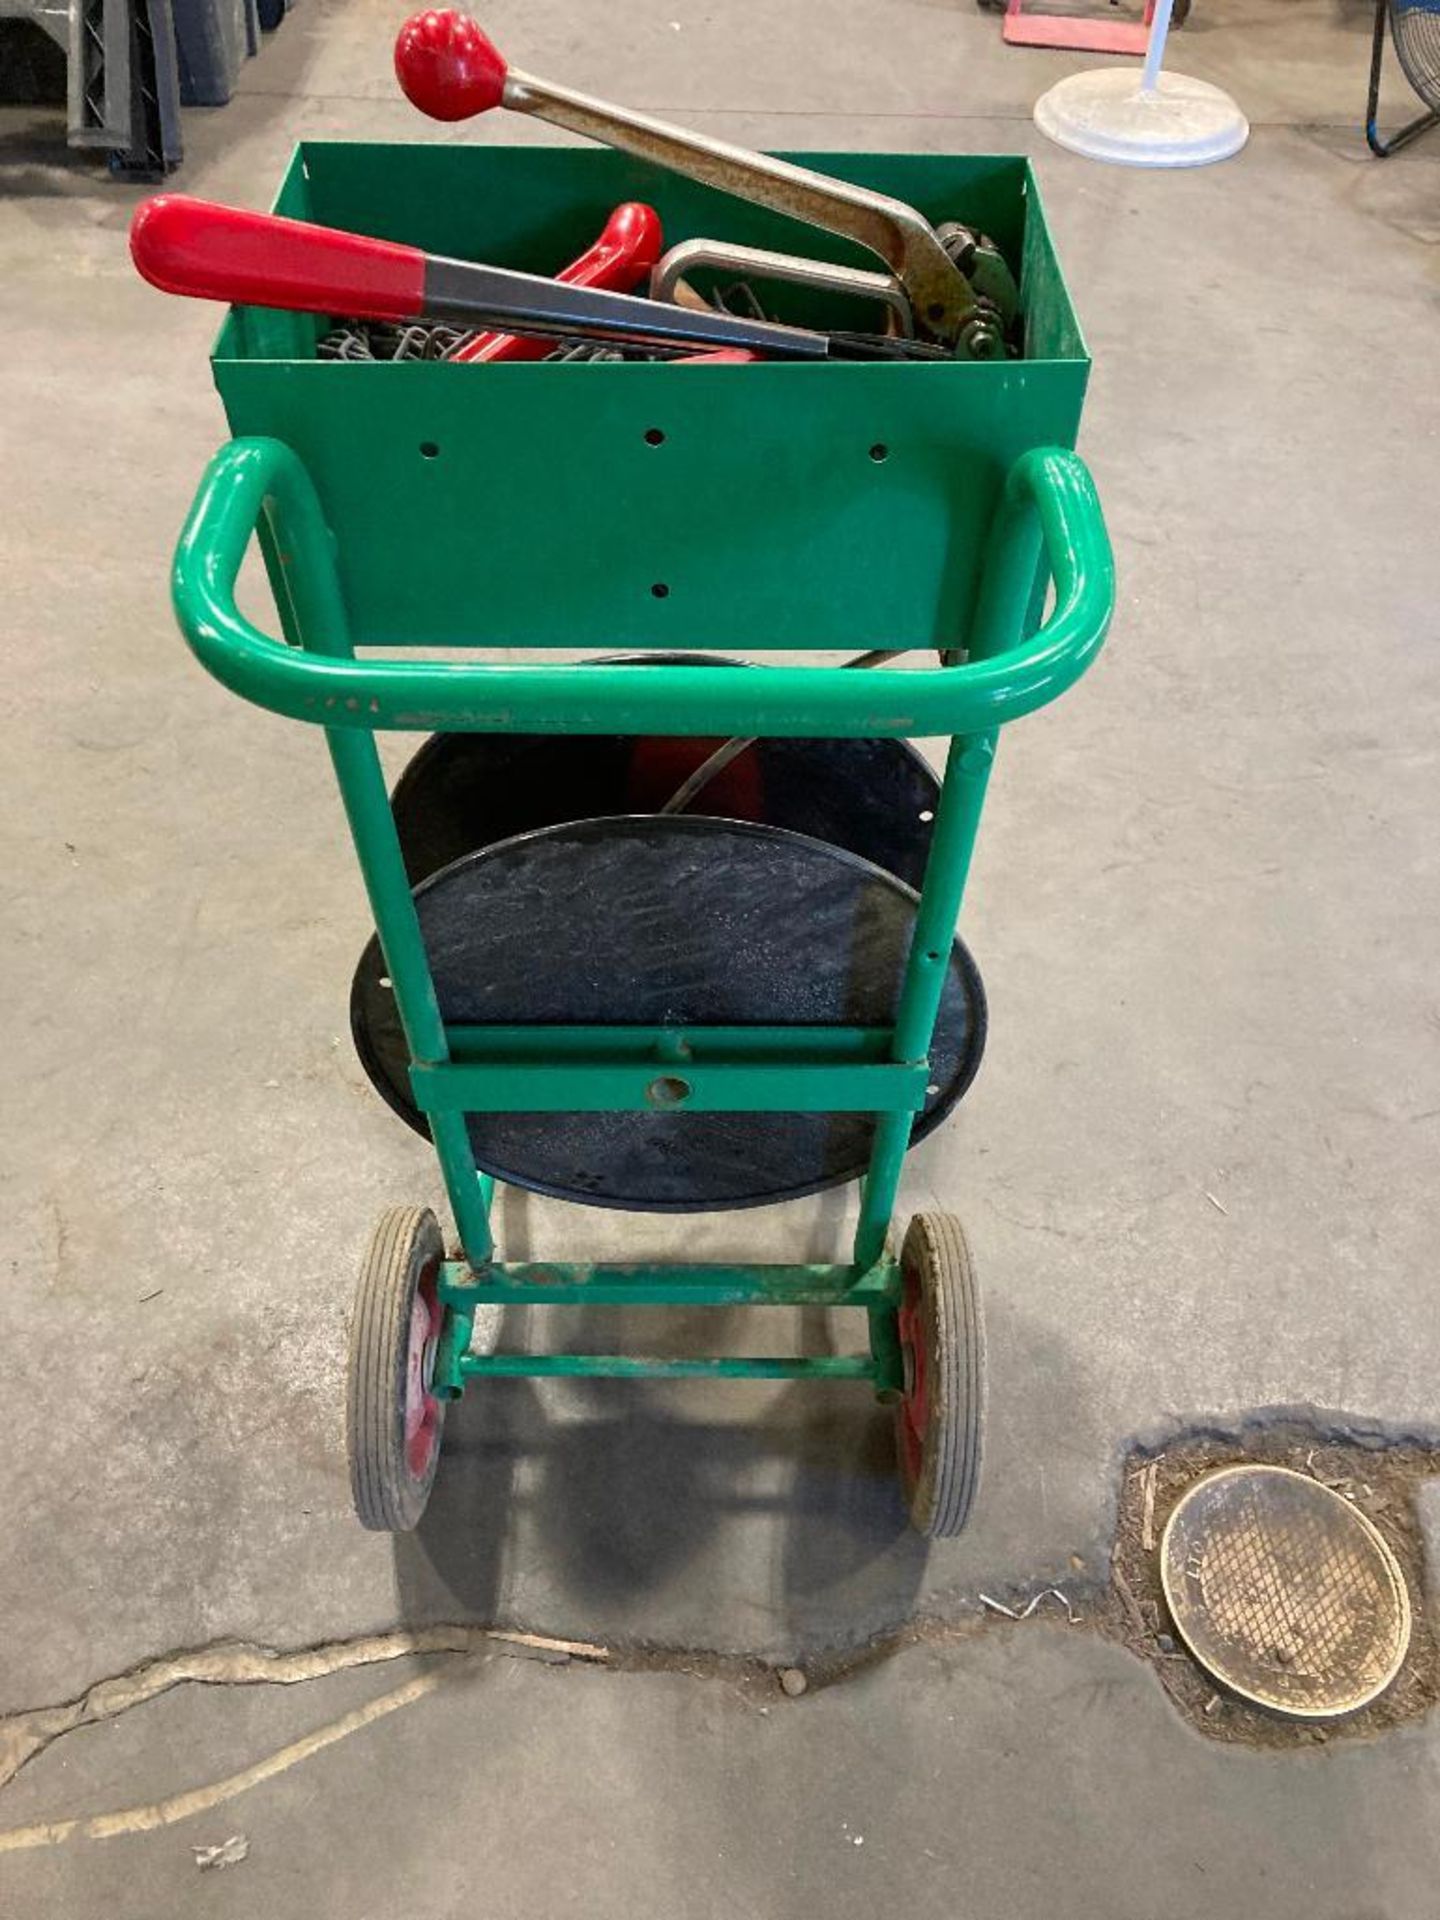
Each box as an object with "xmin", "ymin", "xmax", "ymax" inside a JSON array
[
  {"xmin": 0, "ymin": 1613, "xmax": 1041, "ymax": 1854},
  {"xmin": 0, "ymin": 1668, "xmax": 449, "ymax": 1855},
  {"xmin": 1, "ymin": 1602, "xmax": 1082, "ymax": 1845},
  {"xmin": 0, "ymin": 1625, "xmax": 610, "ymax": 1798}
]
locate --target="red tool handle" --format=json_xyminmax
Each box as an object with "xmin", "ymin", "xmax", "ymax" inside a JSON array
[
  {"xmin": 453, "ymin": 202, "xmax": 662, "ymax": 363},
  {"xmin": 130, "ymin": 195, "xmax": 428, "ymax": 321},
  {"xmin": 395, "ymin": 8, "xmax": 508, "ymax": 119},
  {"xmin": 132, "ymin": 193, "xmax": 770, "ymax": 363}
]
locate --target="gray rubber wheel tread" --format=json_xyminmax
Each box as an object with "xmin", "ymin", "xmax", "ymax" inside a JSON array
[
  {"xmin": 347, "ymin": 1206, "xmax": 444, "ymax": 1532},
  {"xmin": 900, "ymin": 1212, "xmax": 985, "ymax": 1538}
]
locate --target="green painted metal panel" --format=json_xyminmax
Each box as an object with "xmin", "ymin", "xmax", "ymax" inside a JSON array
[
  {"xmin": 410, "ymin": 1057, "xmax": 926, "ymax": 1114},
  {"xmin": 854, "ymin": 730, "xmax": 996, "ymax": 1265},
  {"xmin": 437, "ymin": 1258, "xmax": 901, "ymax": 1308},
  {"xmin": 210, "ymin": 143, "xmax": 1088, "ymax": 656},
  {"xmin": 172, "ymin": 439, "xmax": 1112, "ymax": 736},
  {"xmin": 867, "ymin": 1301, "xmax": 906, "ymax": 1396},
  {"xmin": 443, "ymin": 1023, "xmax": 896, "ymax": 1061},
  {"xmin": 299, "ymin": 145, "xmax": 1036, "ymax": 278},
  {"xmin": 458, "ymin": 1353, "xmax": 876, "ymax": 1382}
]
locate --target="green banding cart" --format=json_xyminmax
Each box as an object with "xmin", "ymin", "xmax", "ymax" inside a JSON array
[{"xmin": 170, "ymin": 141, "xmax": 1114, "ymax": 1536}]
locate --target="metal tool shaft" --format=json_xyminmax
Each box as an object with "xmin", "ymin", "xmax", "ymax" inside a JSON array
[
  {"xmin": 425, "ymin": 255, "xmax": 831, "ymax": 357},
  {"xmin": 651, "ymin": 238, "xmax": 914, "ymax": 335},
  {"xmin": 501, "ymin": 70, "xmax": 974, "ymax": 344}
]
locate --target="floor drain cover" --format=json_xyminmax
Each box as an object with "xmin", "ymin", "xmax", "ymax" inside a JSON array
[{"xmin": 1160, "ymin": 1464, "xmax": 1412, "ymax": 1718}]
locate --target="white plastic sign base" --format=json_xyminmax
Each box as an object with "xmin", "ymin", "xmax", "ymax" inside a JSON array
[{"xmin": 1034, "ymin": 67, "xmax": 1249, "ymax": 168}]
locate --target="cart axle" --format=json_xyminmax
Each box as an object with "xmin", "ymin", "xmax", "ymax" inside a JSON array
[
  {"xmin": 433, "ymin": 1257, "xmax": 904, "ymax": 1394},
  {"xmin": 438, "ymin": 1256, "xmax": 901, "ymax": 1308},
  {"xmin": 459, "ymin": 1353, "xmax": 879, "ymax": 1382}
]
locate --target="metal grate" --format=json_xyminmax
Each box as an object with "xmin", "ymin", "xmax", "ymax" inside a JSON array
[
  {"xmin": 1160, "ymin": 1465, "xmax": 1412, "ymax": 1717},
  {"xmin": 1391, "ymin": 0, "xmax": 1440, "ymax": 109},
  {"xmin": 1371, "ymin": 0, "xmax": 1440, "ymax": 153}
]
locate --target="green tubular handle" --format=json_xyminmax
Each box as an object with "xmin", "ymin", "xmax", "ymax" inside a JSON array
[{"xmin": 171, "ymin": 435, "xmax": 1114, "ymax": 739}]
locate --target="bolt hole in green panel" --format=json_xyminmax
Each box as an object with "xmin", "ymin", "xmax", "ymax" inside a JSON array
[
  {"xmin": 212, "ymin": 145, "xmax": 1088, "ymax": 659},
  {"xmin": 647, "ymin": 1074, "xmax": 692, "ymax": 1108}
]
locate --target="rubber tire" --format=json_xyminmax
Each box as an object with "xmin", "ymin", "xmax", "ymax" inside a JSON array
[
  {"xmin": 347, "ymin": 1207, "xmax": 446, "ymax": 1531},
  {"xmin": 895, "ymin": 1213, "xmax": 986, "ymax": 1538}
]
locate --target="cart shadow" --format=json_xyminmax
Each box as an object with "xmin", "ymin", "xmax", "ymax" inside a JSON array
[
  {"xmin": 390, "ymin": 1303, "xmax": 929, "ymax": 1652},
  {"xmin": 392, "ymin": 1174, "xmax": 931, "ymax": 1646},
  {"xmin": 390, "ymin": 1375, "xmax": 540, "ymax": 1630}
]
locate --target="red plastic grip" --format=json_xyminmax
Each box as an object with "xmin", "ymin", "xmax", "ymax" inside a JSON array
[
  {"xmin": 453, "ymin": 203, "xmax": 663, "ymax": 364},
  {"xmin": 395, "ymin": 9, "xmax": 507, "ymax": 120},
  {"xmin": 130, "ymin": 196, "xmax": 427, "ymax": 322}
]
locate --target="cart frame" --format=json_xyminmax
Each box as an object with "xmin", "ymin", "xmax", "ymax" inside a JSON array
[{"xmin": 173, "ymin": 431, "xmax": 1112, "ymax": 1399}]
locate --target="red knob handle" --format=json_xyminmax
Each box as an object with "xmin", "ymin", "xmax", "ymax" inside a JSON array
[{"xmin": 395, "ymin": 9, "xmax": 506, "ymax": 120}]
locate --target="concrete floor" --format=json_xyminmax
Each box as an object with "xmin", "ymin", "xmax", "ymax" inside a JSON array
[{"xmin": 3, "ymin": 0, "xmax": 1440, "ymax": 1908}]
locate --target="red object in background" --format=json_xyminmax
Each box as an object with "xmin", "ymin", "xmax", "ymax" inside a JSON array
[
  {"xmin": 394, "ymin": 8, "xmax": 508, "ymax": 119},
  {"xmin": 129, "ymin": 195, "xmax": 427, "ymax": 321},
  {"xmin": 454, "ymin": 203, "xmax": 663, "ymax": 364},
  {"xmin": 1002, "ymin": 0, "xmax": 1158, "ymax": 53},
  {"xmin": 624, "ymin": 738, "xmax": 765, "ymax": 820}
]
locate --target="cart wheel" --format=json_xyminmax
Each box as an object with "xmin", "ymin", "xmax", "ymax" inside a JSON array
[
  {"xmin": 347, "ymin": 1207, "xmax": 447, "ymax": 1531},
  {"xmin": 894, "ymin": 1213, "xmax": 985, "ymax": 1537}
]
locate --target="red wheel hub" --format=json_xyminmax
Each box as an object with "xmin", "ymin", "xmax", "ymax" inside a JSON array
[
  {"xmin": 403, "ymin": 1267, "xmax": 444, "ymax": 1481},
  {"xmin": 895, "ymin": 1272, "xmax": 928, "ymax": 1486}
]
